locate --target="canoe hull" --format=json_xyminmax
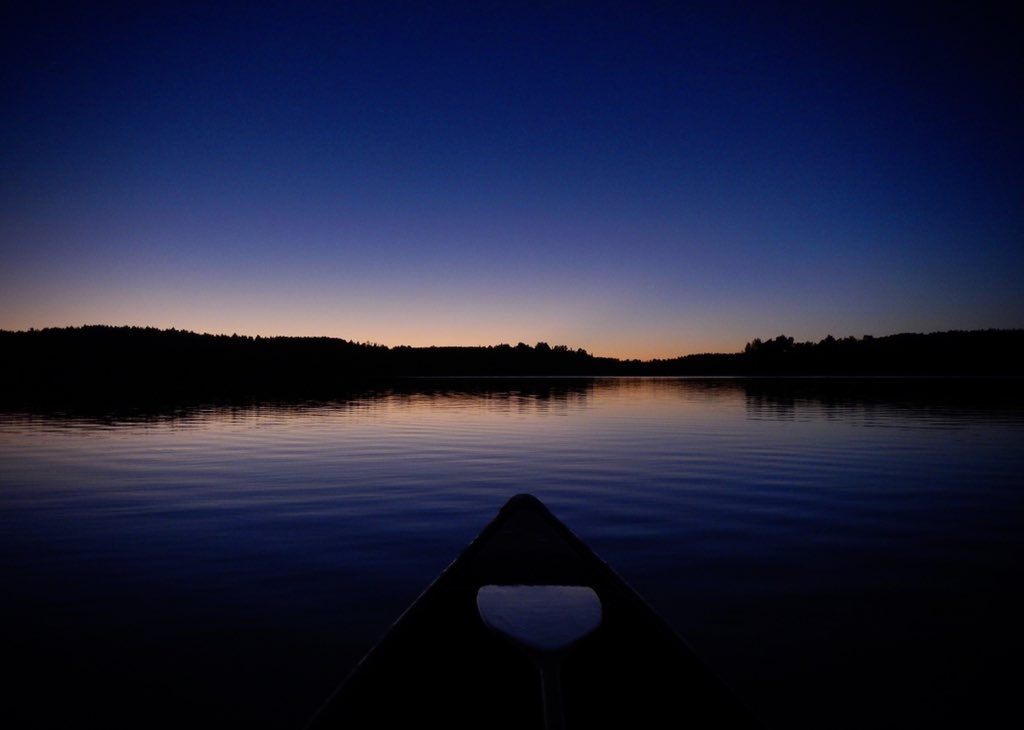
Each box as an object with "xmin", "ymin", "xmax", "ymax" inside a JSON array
[{"xmin": 308, "ymin": 494, "xmax": 760, "ymax": 728}]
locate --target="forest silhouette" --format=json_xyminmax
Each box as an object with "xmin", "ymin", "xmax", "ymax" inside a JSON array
[{"xmin": 1, "ymin": 326, "xmax": 1021, "ymax": 405}]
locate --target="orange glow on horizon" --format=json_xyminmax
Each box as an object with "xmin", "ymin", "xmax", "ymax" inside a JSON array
[{"xmin": 0, "ymin": 314, "xmax": 749, "ymax": 361}]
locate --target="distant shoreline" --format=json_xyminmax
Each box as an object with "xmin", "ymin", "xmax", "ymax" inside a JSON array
[{"xmin": 1, "ymin": 326, "xmax": 1022, "ymax": 406}]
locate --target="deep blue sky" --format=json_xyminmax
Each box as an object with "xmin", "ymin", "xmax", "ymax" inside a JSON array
[{"xmin": 3, "ymin": 1, "xmax": 1021, "ymax": 358}]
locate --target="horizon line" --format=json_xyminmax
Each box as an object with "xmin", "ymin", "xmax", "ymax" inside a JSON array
[{"xmin": 5, "ymin": 322, "xmax": 1023, "ymax": 364}]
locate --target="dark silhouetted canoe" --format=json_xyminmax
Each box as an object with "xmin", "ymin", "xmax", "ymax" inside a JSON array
[{"xmin": 307, "ymin": 494, "xmax": 761, "ymax": 729}]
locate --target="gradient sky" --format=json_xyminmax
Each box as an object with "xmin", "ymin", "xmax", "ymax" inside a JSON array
[{"xmin": 3, "ymin": 2, "xmax": 1022, "ymax": 359}]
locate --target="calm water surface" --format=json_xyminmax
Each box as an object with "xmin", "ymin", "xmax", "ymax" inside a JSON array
[{"xmin": 2, "ymin": 378, "xmax": 1022, "ymax": 728}]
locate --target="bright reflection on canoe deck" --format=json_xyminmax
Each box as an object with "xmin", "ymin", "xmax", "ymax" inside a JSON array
[{"xmin": 477, "ymin": 584, "xmax": 602, "ymax": 652}]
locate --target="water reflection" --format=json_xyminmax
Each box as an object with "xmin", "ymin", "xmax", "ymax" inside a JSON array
[
  {"xmin": 7, "ymin": 376, "xmax": 1022, "ymax": 429},
  {"xmin": 743, "ymin": 377, "xmax": 1024, "ymax": 425},
  {"xmin": 1, "ymin": 377, "xmax": 1023, "ymax": 729},
  {"xmin": 0, "ymin": 378, "xmax": 601, "ymax": 427}
]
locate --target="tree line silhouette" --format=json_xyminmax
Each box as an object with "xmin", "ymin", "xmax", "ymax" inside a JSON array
[{"xmin": 1, "ymin": 325, "xmax": 1021, "ymax": 404}]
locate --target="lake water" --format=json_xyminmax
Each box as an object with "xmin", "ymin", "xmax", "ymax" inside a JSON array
[{"xmin": 2, "ymin": 377, "xmax": 1022, "ymax": 729}]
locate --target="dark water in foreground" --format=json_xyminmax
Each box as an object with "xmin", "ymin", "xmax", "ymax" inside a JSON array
[{"xmin": 2, "ymin": 378, "xmax": 1022, "ymax": 728}]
